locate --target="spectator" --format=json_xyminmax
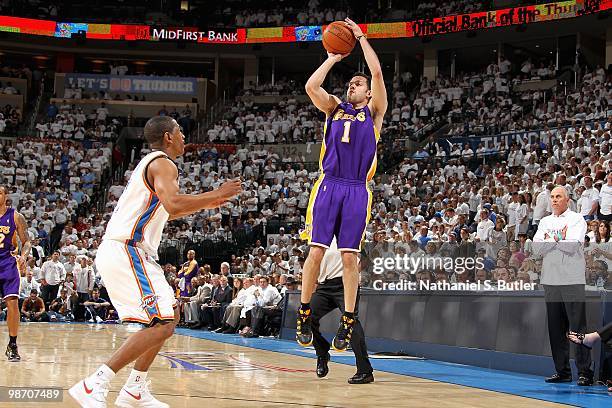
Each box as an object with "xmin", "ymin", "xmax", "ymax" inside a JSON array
[
  {"xmin": 40, "ymin": 251, "xmax": 66, "ymax": 305},
  {"xmin": 48, "ymin": 288, "xmax": 73, "ymax": 321},
  {"xmin": 73, "ymin": 256, "xmax": 95, "ymax": 320},
  {"xmin": 19, "ymin": 270, "xmax": 41, "ymax": 300},
  {"xmin": 83, "ymin": 288, "xmax": 111, "ymax": 323},
  {"xmin": 21, "ymin": 289, "xmax": 47, "ymax": 322}
]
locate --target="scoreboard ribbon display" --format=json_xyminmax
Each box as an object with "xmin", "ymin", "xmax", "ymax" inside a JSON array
[{"xmin": 0, "ymin": 0, "xmax": 610, "ymax": 44}]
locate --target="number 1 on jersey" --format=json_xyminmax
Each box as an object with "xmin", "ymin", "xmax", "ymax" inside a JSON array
[{"xmin": 342, "ymin": 121, "xmax": 351, "ymax": 143}]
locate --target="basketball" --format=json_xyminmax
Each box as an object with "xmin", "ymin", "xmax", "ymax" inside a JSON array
[{"xmin": 322, "ymin": 21, "xmax": 356, "ymax": 55}]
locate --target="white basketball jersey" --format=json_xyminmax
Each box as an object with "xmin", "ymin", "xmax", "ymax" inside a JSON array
[{"xmin": 103, "ymin": 151, "xmax": 170, "ymax": 256}]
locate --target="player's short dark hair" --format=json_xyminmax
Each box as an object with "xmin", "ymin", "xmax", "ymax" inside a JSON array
[
  {"xmin": 350, "ymin": 72, "xmax": 371, "ymax": 90},
  {"xmin": 143, "ymin": 116, "xmax": 177, "ymax": 146},
  {"xmin": 259, "ymin": 276, "xmax": 269, "ymax": 283}
]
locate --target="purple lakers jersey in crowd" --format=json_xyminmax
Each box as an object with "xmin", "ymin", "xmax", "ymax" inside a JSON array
[
  {"xmin": 320, "ymin": 102, "xmax": 379, "ymax": 182},
  {"xmin": 0, "ymin": 207, "xmax": 16, "ymax": 258}
]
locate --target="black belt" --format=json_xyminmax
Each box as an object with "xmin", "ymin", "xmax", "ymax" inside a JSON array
[{"xmin": 320, "ymin": 277, "xmax": 343, "ymax": 285}]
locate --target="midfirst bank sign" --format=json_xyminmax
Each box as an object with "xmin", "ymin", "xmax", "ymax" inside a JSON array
[{"xmin": 151, "ymin": 28, "xmax": 239, "ymax": 42}]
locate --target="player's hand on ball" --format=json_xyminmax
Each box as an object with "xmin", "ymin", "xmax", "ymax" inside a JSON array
[
  {"xmin": 326, "ymin": 52, "xmax": 348, "ymax": 62},
  {"xmin": 344, "ymin": 17, "xmax": 364, "ymax": 38}
]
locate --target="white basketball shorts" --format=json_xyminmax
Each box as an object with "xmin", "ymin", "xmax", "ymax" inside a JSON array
[{"xmin": 96, "ymin": 239, "xmax": 176, "ymax": 325}]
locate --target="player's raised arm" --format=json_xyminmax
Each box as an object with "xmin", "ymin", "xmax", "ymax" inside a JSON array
[
  {"xmin": 305, "ymin": 53, "xmax": 345, "ymax": 116},
  {"xmin": 344, "ymin": 18, "xmax": 387, "ymax": 129},
  {"xmin": 149, "ymin": 157, "xmax": 241, "ymax": 220}
]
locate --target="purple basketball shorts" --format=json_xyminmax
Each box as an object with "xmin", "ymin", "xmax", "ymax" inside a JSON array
[
  {"xmin": 303, "ymin": 175, "xmax": 372, "ymax": 251},
  {"xmin": 0, "ymin": 255, "xmax": 20, "ymax": 299}
]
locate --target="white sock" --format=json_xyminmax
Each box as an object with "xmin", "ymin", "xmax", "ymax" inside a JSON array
[
  {"xmin": 90, "ymin": 364, "xmax": 115, "ymax": 383},
  {"xmin": 125, "ymin": 369, "xmax": 147, "ymax": 389}
]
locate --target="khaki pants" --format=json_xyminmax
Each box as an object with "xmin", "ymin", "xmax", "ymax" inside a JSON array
[
  {"xmin": 222, "ymin": 305, "xmax": 243, "ymax": 328},
  {"xmin": 184, "ymin": 301, "xmax": 201, "ymax": 323}
]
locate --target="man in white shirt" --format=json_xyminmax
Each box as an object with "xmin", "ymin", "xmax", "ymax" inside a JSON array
[
  {"xmin": 96, "ymin": 103, "xmax": 109, "ymax": 121},
  {"xmin": 63, "ymin": 254, "xmax": 78, "ymax": 275},
  {"xmin": 40, "ymin": 251, "xmax": 67, "ymax": 305},
  {"xmin": 475, "ymin": 209, "xmax": 494, "ymax": 250},
  {"xmin": 506, "ymin": 192, "xmax": 519, "ymax": 242},
  {"xmin": 19, "ymin": 271, "xmax": 41, "ymax": 299},
  {"xmin": 578, "ymin": 176, "xmax": 599, "ymax": 221},
  {"xmin": 241, "ymin": 276, "xmax": 282, "ymax": 337},
  {"xmin": 598, "ymin": 172, "xmax": 612, "ymax": 222},
  {"xmin": 72, "ymin": 256, "xmax": 95, "ymax": 320},
  {"xmin": 28, "ymin": 256, "xmax": 43, "ymax": 280},
  {"xmin": 309, "ymin": 239, "xmax": 373, "ymax": 384},
  {"xmin": 255, "ymin": 276, "xmax": 281, "ymax": 308},
  {"xmin": 468, "ymin": 186, "xmax": 481, "ymax": 223},
  {"xmin": 533, "ymin": 183, "xmax": 553, "ymax": 226},
  {"xmin": 268, "ymin": 253, "xmax": 290, "ymax": 276},
  {"xmin": 533, "ymin": 187, "xmax": 592, "ymax": 385}
]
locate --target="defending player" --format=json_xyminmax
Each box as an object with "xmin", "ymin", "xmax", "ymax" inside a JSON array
[
  {"xmin": 297, "ymin": 18, "xmax": 387, "ymax": 351},
  {"xmin": 69, "ymin": 116, "xmax": 241, "ymax": 408},
  {"xmin": 0, "ymin": 186, "xmax": 31, "ymax": 362}
]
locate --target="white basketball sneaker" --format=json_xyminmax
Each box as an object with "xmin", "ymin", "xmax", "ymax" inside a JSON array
[
  {"xmin": 115, "ymin": 380, "xmax": 169, "ymax": 408},
  {"xmin": 68, "ymin": 377, "xmax": 110, "ymax": 408}
]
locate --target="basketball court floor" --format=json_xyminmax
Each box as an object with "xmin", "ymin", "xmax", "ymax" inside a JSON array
[{"xmin": 0, "ymin": 323, "xmax": 610, "ymax": 407}]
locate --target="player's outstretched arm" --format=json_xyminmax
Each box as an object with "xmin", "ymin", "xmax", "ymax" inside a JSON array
[
  {"xmin": 149, "ymin": 157, "xmax": 242, "ymax": 220},
  {"xmin": 344, "ymin": 18, "xmax": 387, "ymax": 129},
  {"xmin": 305, "ymin": 53, "xmax": 345, "ymax": 116}
]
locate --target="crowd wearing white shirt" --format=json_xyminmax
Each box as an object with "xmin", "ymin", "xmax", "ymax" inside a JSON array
[
  {"xmin": 36, "ymin": 102, "xmax": 121, "ymax": 141},
  {"xmin": 443, "ymin": 62, "xmax": 609, "ymax": 138}
]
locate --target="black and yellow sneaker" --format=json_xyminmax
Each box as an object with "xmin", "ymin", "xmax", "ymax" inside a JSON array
[
  {"xmin": 332, "ymin": 314, "xmax": 355, "ymax": 352},
  {"xmin": 5, "ymin": 344, "xmax": 20, "ymax": 362},
  {"xmin": 296, "ymin": 307, "xmax": 313, "ymax": 347}
]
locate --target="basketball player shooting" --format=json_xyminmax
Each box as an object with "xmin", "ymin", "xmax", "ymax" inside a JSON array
[
  {"xmin": 0, "ymin": 186, "xmax": 31, "ymax": 362},
  {"xmin": 297, "ymin": 18, "xmax": 387, "ymax": 351},
  {"xmin": 69, "ymin": 116, "xmax": 241, "ymax": 408}
]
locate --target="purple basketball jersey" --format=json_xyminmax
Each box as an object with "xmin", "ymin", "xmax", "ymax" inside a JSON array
[
  {"xmin": 301, "ymin": 102, "xmax": 379, "ymax": 250},
  {"xmin": 180, "ymin": 261, "xmax": 199, "ymax": 297},
  {"xmin": 321, "ymin": 102, "xmax": 379, "ymax": 182},
  {"xmin": 0, "ymin": 207, "xmax": 16, "ymax": 258}
]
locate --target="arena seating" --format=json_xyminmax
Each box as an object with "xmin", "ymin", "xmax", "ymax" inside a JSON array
[{"xmin": 13, "ymin": 59, "xmax": 608, "ymax": 305}]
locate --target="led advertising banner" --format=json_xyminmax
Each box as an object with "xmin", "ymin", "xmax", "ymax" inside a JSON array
[
  {"xmin": 0, "ymin": 0, "xmax": 609, "ymax": 44},
  {"xmin": 0, "ymin": 16, "xmax": 55, "ymax": 36},
  {"xmin": 55, "ymin": 22, "xmax": 88, "ymax": 38}
]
